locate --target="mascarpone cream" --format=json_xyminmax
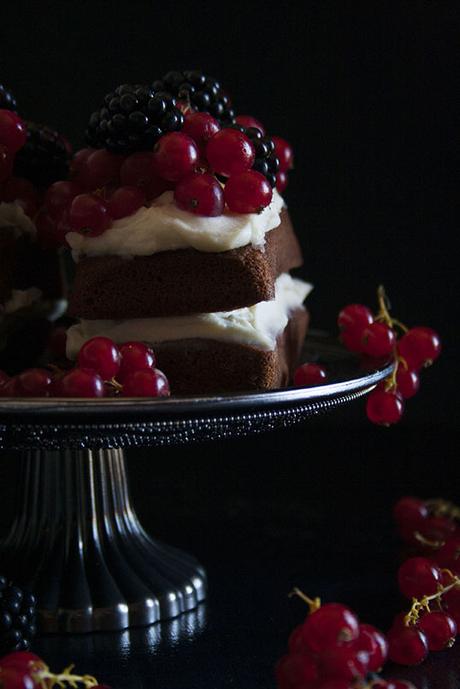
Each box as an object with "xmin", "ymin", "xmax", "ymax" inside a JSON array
[{"xmin": 0, "ymin": 202, "xmax": 36, "ymax": 237}]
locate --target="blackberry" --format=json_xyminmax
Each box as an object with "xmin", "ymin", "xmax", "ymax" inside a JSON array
[
  {"xmin": 227, "ymin": 124, "xmax": 279, "ymax": 187},
  {"xmin": 155, "ymin": 70, "xmax": 235, "ymax": 125},
  {"xmin": 86, "ymin": 83, "xmax": 184, "ymax": 155},
  {"xmin": 14, "ymin": 122, "xmax": 71, "ymax": 189},
  {"xmin": 0, "ymin": 575, "xmax": 37, "ymax": 654},
  {"xmin": 0, "ymin": 84, "xmax": 17, "ymax": 112}
]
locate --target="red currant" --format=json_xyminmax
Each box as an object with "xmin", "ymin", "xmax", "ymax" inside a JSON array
[
  {"xmin": 107, "ymin": 186, "xmax": 146, "ymax": 220},
  {"xmin": 235, "ymin": 115, "xmax": 266, "ymax": 135},
  {"xmin": 1, "ymin": 177, "xmax": 39, "ymax": 218},
  {"xmin": 361, "ymin": 322, "xmax": 396, "ymax": 358},
  {"xmin": 398, "ymin": 327, "xmax": 441, "ymax": 369},
  {"xmin": 44, "ymin": 180, "xmax": 83, "ymax": 221},
  {"xmin": 275, "ymin": 653, "xmax": 318, "ymax": 689},
  {"xmin": 70, "ymin": 147, "xmax": 94, "ymax": 182},
  {"xmin": 272, "ymin": 136, "xmax": 294, "ymax": 172},
  {"xmin": 117, "ymin": 342, "xmax": 156, "ymax": 383},
  {"xmin": 393, "ymin": 496, "xmax": 429, "ymax": 540},
  {"xmin": 224, "ymin": 170, "xmax": 272, "ymax": 213},
  {"xmin": 319, "ymin": 647, "xmax": 369, "ymax": 681},
  {"xmin": 206, "ymin": 129, "xmax": 255, "ymax": 177},
  {"xmin": 352, "ymin": 623, "xmax": 388, "ymax": 672},
  {"xmin": 60, "ymin": 368, "xmax": 105, "ymax": 398},
  {"xmin": 366, "ymin": 388, "xmax": 404, "ymax": 425},
  {"xmin": 395, "ymin": 367, "xmax": 420, "ymax": 399},
  {"xmin": 69, "ymin": 193, "xmax": 112, "ymax": 236},
  {"xmin": 120, "ymin": 152, "xmax": 155, "ymax": 189},
  {"xmin": 80, "ymin": 149, "xmax": 124, "ymax": 190},
  {"xmin": 434, "ymin": 536, "xmax": 460, "ymax": 573},
  {"xmin": 0, "ymin": 143, "xmax": 13, "ymax": 182},
  {"xmin": 182, "ymin": 112, "xmax": 220, "ymax": 153},
  {"xmin": 338, "ymin": 304, "xmax": 373, "ymax": 352},
  {"xmin": 301, "ymin": 603, "xmax": 359, "ymax": 653},
  {"xmin": 153, "ymin": 132, "xmax": 199, "ymax": 182},
  {"xmin": 0, "ymin": 370, "xmax": 10, "ymax": 387},
  {"xmin": 121, "ymin": 368, "xmax": 170, "ymax": 397},
  {"xmin": 17, "ymin": 368, "xmax": 52, "ymax": 397},
  {"xmin": 293, "ymin": 363, "xmax": 327, "ymax": 387},
  {"xmin": 387, "ymin": 626, "xmax": 429, "ymax": 665},
  {"xmin": 77, "ymin": 337, "xmax": 121, "ymax": 380},
  {"xmin": 145, "ymin": 174, "xmax": 175, "ymax": 201},
  {"xmin": 0, "ymin": 110, "xmax": 27, "ymax": 153},
  {"xmin": 0, "ymin": 652, "xmax": 45, "ymax": 672},
  {"xmin": 47, "ymin": 327, "xmax": 68, "ymax": 360},
  {"xmin": 397, "ymin": 557, "xmax": 442, "ymax": 598},
  {"xmin": 174, "ymin": 172, "xmax": 224, "ymax": 216},
  {"xmin": 0, "ymin": 377, "xmax": 22, "ymax": 397},
  {"xmin": 417, "ymin": 610, "xmax": 457, "ymax": 650},
  {"xmin": 0, "ymin": 668, "xmax": 35, "ymax": 689},
  {"xmin": 275, "ymin": 171, "xmax": 288, "ymax": 193},
  {"xmin": 443, "ymin": 583, "xmax": 460, "ymax": 626}
]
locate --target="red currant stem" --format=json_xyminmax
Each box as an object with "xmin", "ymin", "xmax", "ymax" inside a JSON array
[
  {"xmin": 425, "ymin": 498, "xmax": 460, "ymax": 521},
  {"xmin": 32, "ymin": 663, "xmax": 99, "ymax": 688},
  {"xmin": 375, "ymin": 285, "xmax": 409, "ymax": 333},
  {"xmin": 288, "ymin": 587, "xmax": 321, "ymax": 613},
  {"xmin": 413, "ymin": 530, "xmax": 445, "ymax": 549},
  {"xmin": 404, "ymin": 571, "xmax": 460, "ymax": 626},
  {"xmin": 107, "ymin": 377, "xmax": 123, "ymax": 392}
]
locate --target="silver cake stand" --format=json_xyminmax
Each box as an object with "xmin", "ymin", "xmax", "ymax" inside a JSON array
[{"xmin": 0, "ymin": 334, "xmax": 392, "ymax": 634}]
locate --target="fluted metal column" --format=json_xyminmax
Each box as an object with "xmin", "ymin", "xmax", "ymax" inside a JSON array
[{"xmin": 0, "ymin": 449, "xmax": 206, "ymax": 633}]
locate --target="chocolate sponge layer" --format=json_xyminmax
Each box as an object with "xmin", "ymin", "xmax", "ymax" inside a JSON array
[
  {"xmin": 152, "ymin": 307, "xmax": 309, "ymax": 395},
  {"xmin": 69, "ymin": 209, "xmax": 303, "ymax": 319}
]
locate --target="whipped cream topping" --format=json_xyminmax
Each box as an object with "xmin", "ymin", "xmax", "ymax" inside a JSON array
[
  {"xmin": 2, "ymin": 288, "xmax": 42, "ymax": 315},
  {"xmin": 67, "ymin": 189, "xmax": 285, "ymax": 262},
  {"xmin": 66, "ymin": 273, "xmax": 312, "ymax": 357},
  {"xmin": 0, "ymin": 202, "xmax": 36, "ymax": 237}
]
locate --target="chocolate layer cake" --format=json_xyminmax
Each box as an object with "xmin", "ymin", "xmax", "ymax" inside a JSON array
[{"xmin": 68, "ymin": 209, "xmax": 302, "ymax": 319}]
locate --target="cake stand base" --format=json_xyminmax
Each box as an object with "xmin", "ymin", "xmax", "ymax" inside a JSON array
[{"xmin": 0, "ymin": 449, "xmax": 207, "ymax": 633}]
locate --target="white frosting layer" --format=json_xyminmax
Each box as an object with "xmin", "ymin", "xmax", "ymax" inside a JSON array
[
  {"xmin": 67, "ymin": 189, "xmax": 285, "ymax": 262},
  {"xmin": 67, "ymin": 274, "xmax": 312, "ymax": 357},
  {"xmin": 0, "ymin": 202, "xmax": 36, "ymax": 237},
  {"xmin": 2, "ymin": 288, "xmax": 42, "ymax": 315}
]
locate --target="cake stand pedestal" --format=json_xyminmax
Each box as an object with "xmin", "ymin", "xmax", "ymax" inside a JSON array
[{"xmin": 0, "ymin": 335, "xmax": 392, "ymax": 633}]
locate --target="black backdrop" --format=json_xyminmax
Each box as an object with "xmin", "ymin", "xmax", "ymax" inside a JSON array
[{"xmin": 0, "ymin": 4, "xmax": 458, "ymax": 686}]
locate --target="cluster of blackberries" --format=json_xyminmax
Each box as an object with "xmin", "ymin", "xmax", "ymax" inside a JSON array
[
  {"xmin": 0, "ymin": 575, "xmax": 37, "ymax": 655},
  {"xmin": 155, "ymin": 70, "xmax": 235, "ymax": 124},
  {"xmin": 14, "ymin": 121, "xmax": 71, "ymax": 188}
]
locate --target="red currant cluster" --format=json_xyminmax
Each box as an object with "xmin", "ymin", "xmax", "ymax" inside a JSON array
[
  {"xmin": 339, "ymin": 288, "xmax": 441, "ymax": 425},
  {"xmin": 276, "ymin": 589, "xmax": 413, "ymax": 689},
  {"xmin": 0, "ymin": 336, "xmax": 170, "ymax": 398},
  {"xmin": 36, "ymin": 113, "xmax": 293, "ymax": 246},
  {"xmin": 0, "ymin": 110, "xmax": 40, "ymax": 219},
  {"xmin": 0, "ymin": 651, "xmax": 110, "ymax": 689}
]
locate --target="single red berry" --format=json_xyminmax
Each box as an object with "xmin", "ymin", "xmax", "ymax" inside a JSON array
[
  {"xmin": 206, "ymin": 129, "xmax": 255, "ymax": 177},
  {"xmin": 0, "ymin": 652, "xmax": 45, "ymax": 671},
  {"xmin": 434, "ymin": 536, "xmax": 460, "ymax": 573},
  {"xmin": 153, "ymin": 132, "xmax": 199, "ymax": 182},
  {"xmin": 0, "ymin": 370, "xmax": 10, "ymax": 387},
  {"xmin": 81, "ymin": 149, "xmax": 124, "ymax": 190},
  {"xmin": 361, "ymin": 322, "xmax": 396, "ymax": 358},
  {"xmin": 1, "ymin": 177, "xmax": 40, "ymax": 218},
  {"xmin": 0, "ymin": 668, "xmax": 36, "ymax": 689},
  {"xmin": 117, "ymin": 342, "xmax": 156, "ymax": 383},
  {"xmin": 0, "ymin": 109, "xmax": 27, "ymax": 153},
  {"xmin": 60, "ymin": 368, "xmax": 105, "ymax": 398},
  {"xmin": 44, "ymin": 180, "xmax": 83, "ymax": 221},
  {"xmin": 397, "ymin": 557, "xmax": 442, "ymax": 599},
  {"xmin": 235, "ymin": 115, "xmax": 266, "ymax": 134},
  {"xmin": 17, "ymin": 368, "xmax": 52, "ymax": 397},
  {"xmin": 275, "ymin": 653, "xmax": 318, "ymax": 689},
  {"xmin": 0, "ymin": 377, "xmax": 22, "ymax": 397},
  {"xmin": 287, "ymin": 624, "xmax": 310, "ymax": 655},
  {"xmin": 182, "ymin": 112, "xmax": 220, "ymax": 153},
  {"xmin": 387, "ymin": 626, "xmax": 429, "ymax": 665},
  {"xmin": 272, "ymin": 136, "xmax": 294, "ymax": 172},
  {"xmin": 366, "ymin": 388, "xmax": 404, "ymax": 425},
  {"xmin": 352, "ymin": 623, "xmax": 388, "ymax": 672},
  {"xmin": 70, "ymin": 147, "xmax": 94, "ymax": 182},
  {"xmin": 393, "ymin": 496, "xmax": 429, "ymax": 527},
  {"xmin": 47, "ymin": 327, "xmax": 68, "ymax": 360},
  {"xmin": 319, "ymin": 647, "xmax": 369, "ymax": 681},
  {"xmin": 174, "ymin": 172, "xmax": 224, "ymax": 216},
  {"xmin": 275, "ymin": 171, "xmax": 288, "ymax": 193},
  {"xmin": 418, "ymin": 515, "xmax": 457, "ymax": 543},
  {"xmin": 301, "ymin": 603, "xmax": 360, "ymax": 653},
  {"xmin": 77, "ymin": 337, "xmax": 121, "ymax": 380},
  {"xmin": 121, "ymin": 368, "xmax": 170, "ymax": 397},
  {"xmin": 338, "ymin": 304, "xmax": 373, "ymax": 352},
  {"xmin": 293, "ymin": 363, "xmax": 327, "ymax": 387},
  {"xmin": 224, "ymin": 170, "xmax": 272, "ymax": 213},
  {"xmin": 69, "ymin": 193, "xmax": 112, "ymax": 236},
  {"xmin": 443, "ymin": 584, "xmax": 460, "ymax": 626},
  {"xmin": 107, "ymin": 186, "xmax": 146, "ymax": 220},
  {"xmin": 395, "ymin": 367, "xmax": 420, "ymax": 399},
  {"xmin": 398, "ymin": 327, "xmax": 441, "ymax": 369},
  {"xmin": 145, "ymin": 174, "xmax": 174, "ymax": 201},
  {"xmin": 0, "ymin": 143, "xmax": 13, "ymax": 182},
  {"xmin": 417, "ymin": 610, "xmax": 457, "ymax": 650},
  {"xmin": 120, "ymin": 152, "xmax": 155, "ymax": 189}
]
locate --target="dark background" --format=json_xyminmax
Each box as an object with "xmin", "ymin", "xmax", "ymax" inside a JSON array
[{"xmin": 0, "ymin": 2, "xmax": 458, "ymax": 687}]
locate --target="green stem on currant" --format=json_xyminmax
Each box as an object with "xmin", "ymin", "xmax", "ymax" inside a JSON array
[
  {"xmin": 404, "ymin": 571, "xmax": 460, "ymax": 626},
  {"xmin": 374, "ymin": 285, "xmax": 409, "ymax": 333},
  {"xmin": 288, "ymin": 587, "xmax": 321, "ymax": 614},
  {"xmin": 425, "ymin": 498, "xmax": 460, "ymax": 522},
  {"xmin": 32, "ymin": 664, "xmax": 99, "ymax": 689}
]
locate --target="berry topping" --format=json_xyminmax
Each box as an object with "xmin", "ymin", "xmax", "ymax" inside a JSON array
[
  {"xmin": 272, "ymin": 136, "xmax": 294, "ymax": 172},
  {"xmin": 86, "ymin": 83, "xmax": 184, "ymax": 155},
  {"xmin": 108, "ymin": 186, "xmax": 146, "ymax": 220},
  {"xmin": 79, "ymin": 149, "xmax": 124, "ymax": 190},
  {"xmin": 60, "ymin": 368, "xmax": 105, "ymax": 398},
  {"xmin": 206, "ymin": 128, "xmax": 255, "ymax": 177},
  {"xmin": 120, "ymin": 152, "xmax": 155, "ymax": 189},
  {"xmin": 294, "ymin": 363, "xmax": 327, "ymax": 387},
  {"xmin": 118, "ymin": 342, "xmax": 156, "ymax": 383},
  {"xmin": 235, "ymin": 115, "xmax": 265, "ymax": 134},
  {"xmin": 121, "ymin": 368, "xmax": 170, "ymax": 397},
  {"xmin": 174, "ymin": 172, "xmax": 224, "ymax": 216},
  {"xmin": 275, "ymin": 171, "xmax": 288, "ymax": 193},
  {"xmin": 77, "ymin": 337, "xmax": 121, "ymax": 380},
  {"xmin": 68, "ymin": 193, "xmax": 112, "ymax": 236},
  {"xmin": 224, "ymin": 170, "xmax": 272, "ymax": 213},
  {"xmin": 44, "ymin": 180, "xmax": 83, "ymax": 221},
  {"xmin": 153, "ymin": 132, "xmax": 199, "ymax": 182},
  {"xmin": 0, "ymin": 110, "xmax": 27, "ymax": 153},
  {"xmin": 182, "ymin": 112, "xmax": 220, "ymax": 153},
  {"xmin": 397, "ymin": 327, "xmax": 441, "ymax": 369},
  {"xmin": 13, "ymin": 121, "xmax": 71, "ymax": 188},
  {"xmin": 0, "ymin": 578, "xmax": 37, "ymax": 655},
  {"xmin": 156, "ymin": 70, "xmax": 235, "ymax": 124}
]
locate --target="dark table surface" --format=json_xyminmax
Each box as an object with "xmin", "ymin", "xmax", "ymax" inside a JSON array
[{"xmin": 0, "ymin": 350, "xmax": 457, "ymax": 689}]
